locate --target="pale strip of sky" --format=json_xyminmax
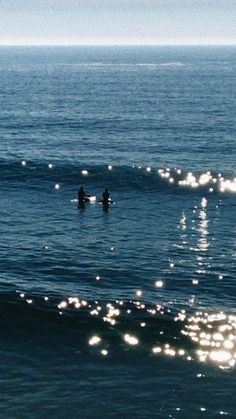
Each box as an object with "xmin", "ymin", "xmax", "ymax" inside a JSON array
[{"xmin": 0, "ymin": 0, "xmax": 235, "ymax": 45}]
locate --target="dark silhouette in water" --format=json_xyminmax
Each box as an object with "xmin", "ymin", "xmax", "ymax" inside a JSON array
[
  {"xmin": 102, "ymin": 188, "xmax": 111, "ymax": 210},
  {"xmin": 78, "ymin": 186, "xmax": 90, "ymax": 208}
]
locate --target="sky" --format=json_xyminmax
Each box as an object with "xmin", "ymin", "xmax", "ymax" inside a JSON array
[{"xmin": 0, "ymin": 0, "xmax": 235, "ymax": 46}]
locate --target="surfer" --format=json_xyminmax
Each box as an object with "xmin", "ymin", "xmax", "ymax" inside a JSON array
[
  {"xmin": 78, "ymin": 186, "xmax": 90, "ymax": 207},
  {"xmin": 102, "ymin": 188, "xmax": 110, "ymax": 209}
]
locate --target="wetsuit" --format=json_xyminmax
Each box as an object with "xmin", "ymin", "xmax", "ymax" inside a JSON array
[
  {"xmin": 102, "ymin": 190, "xmax": 110, "ymax": 207},
  {"xmin": 78, "ymin": 188, "xmax": 86, "ymax": 206}
]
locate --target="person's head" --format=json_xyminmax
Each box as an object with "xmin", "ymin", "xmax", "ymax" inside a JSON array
[
  {"xmin": 80, "ymin": 186, "xmax": 84, "ymax": 191},
  {"xmin": 105, "ymin": 188, "xmax": 108, "ymax": 192}
]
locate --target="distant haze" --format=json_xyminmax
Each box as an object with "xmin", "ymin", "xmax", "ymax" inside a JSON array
[{"xmin": 0, "ymin": 0, "xmax": 235, "ymax": 45}]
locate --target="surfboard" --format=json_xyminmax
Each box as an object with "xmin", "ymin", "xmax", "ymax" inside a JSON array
[
  {"xmin": 88, "ymin": 196, "xmax": 96, "ymax": 203},
  {"xmin": 75, "ymin": 196, "xmax": 96, "ymax": 204},
  {"xmin": 98, "ymin": 199, "xmax": 113, "ymax": 205}
]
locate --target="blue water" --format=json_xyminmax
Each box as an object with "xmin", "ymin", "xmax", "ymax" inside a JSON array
[{"xmin": 0, "ymin": 46, "xmax": 236, "ymax": 418}]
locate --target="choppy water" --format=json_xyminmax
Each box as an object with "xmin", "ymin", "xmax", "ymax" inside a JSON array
[{"xmin": 0, "ymin": 46, "xmax": 236, "ymax": 418}]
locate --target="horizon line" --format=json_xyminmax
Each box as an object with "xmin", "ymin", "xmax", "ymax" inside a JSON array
[{"xmin": 0, "ymin": 43, "xmax": 236, "ymax": 47}]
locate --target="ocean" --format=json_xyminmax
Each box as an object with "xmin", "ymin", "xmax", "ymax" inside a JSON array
[{"xmin": 0, "ymin": 46, "xmax": 236, "ymax": 418}]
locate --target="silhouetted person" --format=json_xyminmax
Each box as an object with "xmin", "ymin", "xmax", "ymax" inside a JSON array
[
  {"xmin": 102, "ymin": 188, "xmax": 110, "ymax": 209},
  {"xmin": 78, "ymin": 186, "xmax": 89, "ymax": 207}
]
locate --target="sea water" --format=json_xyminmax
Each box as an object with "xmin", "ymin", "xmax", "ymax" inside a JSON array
[{"xmin": 0, "ymin": 46, "xmax": 236, "ymax": 418}]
